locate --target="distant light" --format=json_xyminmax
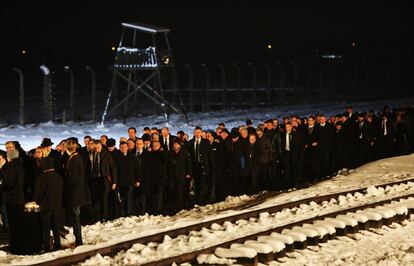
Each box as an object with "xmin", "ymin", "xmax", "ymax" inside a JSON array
[
  {"xmin": 267, "ymin": 44, "xmax": 272, "ymax": 49},
  {"xmin": 322, "ymin": 54, "xmax": 342, "ymax": 59},
  {"xmin": 352, "ymin": 42, "xmax": 356, "ymax": 47},
  {"xmin": 21, "ymin": 50, "xmax": 26, "ymax": 54},
  {"xmin": 111, "ymin": 46, "xmax": 116, "ymax": 51}
]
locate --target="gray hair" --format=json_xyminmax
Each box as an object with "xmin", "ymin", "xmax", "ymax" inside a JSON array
[{"xmin": 7, "ymin": 149, "xmax": 19, "ymax": 160}]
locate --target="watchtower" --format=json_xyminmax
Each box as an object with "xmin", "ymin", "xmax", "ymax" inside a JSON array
[{"xmin": 103, "ymin": 22, "xmax": 187, "ymax": 123}]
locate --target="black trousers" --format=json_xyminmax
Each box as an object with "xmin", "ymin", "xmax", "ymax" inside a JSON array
[
  {"xmin": 281, "ymin": 151, "xmax": 297, "ymax": 189},
  {"xmin": 66, "ymin": 206, "xmax": 82, "ymax": 246},
  {"xmin": 89, "ymin": 177, "xmax": 109, "ymax": 221},
  {"xmin": 193, "ymin": 162, "xmax": 210, "ymax": 204},
  {"xmin": 40, "ymin": 210, "xmax": 61, "ymax": 250}
]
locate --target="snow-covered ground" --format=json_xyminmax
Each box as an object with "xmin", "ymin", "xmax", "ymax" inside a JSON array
[
  {"xmin": 0, "ymin": 97, "xmax": 411, "ymax": 151},
  {"xmin": 1, "ymin": 153, "xmax": 414, "ymax": 265},
  {"xmin": 273, "ymin": 216, "xmax": 414, "ymax": 266}
]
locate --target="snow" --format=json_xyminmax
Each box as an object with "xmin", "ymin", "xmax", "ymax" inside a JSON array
[
  {"xmin": 280, "ymin": 230, "xmax": 307, "ymax": 242},
  {"xmin": 215, "ymin": 247, "xmax": 257, "ymax": 258},
  {"xmin": 291, "ymin": 226, "xmax": 319, "ymax": 238},
  {"xmin": 231, "ymin": 242, "xmax": 273, "ymax": 254},
  {"xmin": 345, "ymin": 212, "xmax": 369, "ymax": 223},
  {"xmin": 357, "ymin": 210, "xmax": 383, "ymax": 221},
  {"xmin": 335, "ymin": 216, "xmax": 359, "ymax": 227},
  {"xmin": 255, "ymin": 236, "xmax": 286, "ymax": 253},
  {"xmin": 269, "ymin": 233, "xmax": 294, "ymax": 245},
  {"xmin": 311, "ymin": 222, "xmax": 336, "ymax": 235},
  {"xmin": 318, "ymin": 218, "xmax": 347, "ymax": 229},
  {"xmin": 302, "ymin": 224, "xmax": 329, "ymax": 237},
  {"xmin": 196, "ymin": 254, "xmax": 236, "ymax": 265},
  {"xmin": 273, "ymin": 216, "xmax": 414, "ymax": 265},
  {"xmin": 0, "ymin": 98, "xmax": 410, "ymax": 151}
]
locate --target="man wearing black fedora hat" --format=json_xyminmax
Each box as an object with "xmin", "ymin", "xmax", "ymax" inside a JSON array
[{"xmin": 41, "ymin": 138, "xmax": 62, "ymax": 176}]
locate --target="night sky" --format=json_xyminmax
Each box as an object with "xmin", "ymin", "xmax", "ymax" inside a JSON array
[{"xmin": 1, "ymin": 0, "xmax": 413, "ymax": 67}]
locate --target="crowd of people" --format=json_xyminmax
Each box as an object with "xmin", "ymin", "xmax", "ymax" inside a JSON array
[{"xmin": 0, "ymin": 104, "xmax": 413, "ymax": 253}]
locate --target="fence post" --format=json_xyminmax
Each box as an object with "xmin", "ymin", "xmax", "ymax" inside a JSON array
[
  {"xmin": 86, "ymin": 66, "xmax": 96, "ymax": 122},
  {"xmin": 184, "ymin": 64, "xmax": 194, "ymax": 112},
  {"xmin": 62, "ymin": 109, "xmax": 67, "ymax": 124},
  {"xmin": 232, "ymin": 63, "xmax": 242, "ymax": 107},
  {"xmin": 217, "ymin": 63, "xmax": 227, "ymax": 110},
  {"xmin": 248, "ymin": 63, "xmax": 257, "ymax": 107},
  {"xmin": 263, "ymin": 63, "xmax": 272, "ymax": 105},
  {"xmin": 40, "ymin": 65, "xmax": 53, "ymax": 122},
  {"xmin": 201, "ymin": 64, "xmax": 210, "ymax": 111},
  {"xmin": 64, "ymin": 66, "xmax": 75, "ymax": 120},
  {"xmin": 319, "ymin": 60, "xmax": 324, "ymax": 93},
  {"xmin": 13, "ymin": 68, "xmax": 25, "ymax": 125},
  {"xmin": 306, "ymin": 63, "xmax": 312, "ymax": 97},
  {"xmin": 276, "ymin": 61, "xmax": 285, "ymax": 103}
]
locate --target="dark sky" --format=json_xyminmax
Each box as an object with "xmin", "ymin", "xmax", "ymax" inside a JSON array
[{"xmin": 1, "ymin": 0, "xmax": 413, "ymax": 67}]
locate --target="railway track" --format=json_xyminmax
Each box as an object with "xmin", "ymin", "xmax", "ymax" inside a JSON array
[
  {"xmin": 32, "ymin": 177, "xmax": 414, "ymax": 266},
  {"xmin": 145, "ymin": 193, "xmax": 414, "ymax": 266}
]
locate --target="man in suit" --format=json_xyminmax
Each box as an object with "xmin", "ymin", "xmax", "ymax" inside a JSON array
[
  {"xmin": 378, "ymin": 113, "xmax": 394, "ymax": 158},
  {"xmin": 304, "ymin": 116, "xmax": 320, "ymax": 183},
  {"xmin": 146, "ymin": 141, "xmax": 168, "ymax": 214},
  {"xmin": 187, "ymin": 127, "xmax": 214, "ymax": 205},
  {"xmin": 317, "ymin": 114, "xmax": 335, "ymax": 178},
  {"xmin": 168, "ymin": 140, "xmax": 192, "ymax": 211},
  {"xmin": 64, "ymin": 139, "xmax": 87, "ymax": 246},
  {"xmin": 40, "ymin": 138, "xmax": 64, "ymax": 179},
  {"xmin": 281, "ymin": 122, "xmax": 299, "ymax": 189},
  {"xmin": 160, "ymin": 127, "xmax": 176, "ymax": 152},
  {"xmin": 133, "ymin": 138, "xmax": 148, "ymax": 215},
  {"xmin": 117, "ymin": 142, "xmax": 139, "ymax": 216},
  {"xmin": 86, "ymin": 140, "xmax": 117, "ymax": 222}
]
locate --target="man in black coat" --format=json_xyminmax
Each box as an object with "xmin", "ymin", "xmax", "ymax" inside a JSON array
[
  {"xmin": 256, "ymin": 128, "xmax": 272, "ymax": 191},
  {"xmin": 146, "ymin": 141, "xmax": 168, "ymax": 214},
  {"xmin": 317, "ymin": 115, "xmax": 335, "ymax": 178},
  {"xmin": 187, "ymin": 127, "xmax": 214, "ymax": 204},
  {"xmin": 85, "ymin": 140, "xmax": 117, "ymax": 222},
  {"xmin": 281, "ymin": 122, "xmax": 300, "ymax": 189},
  {"xmin": 117, "ymin": 142, "xmax": 140, "ymax": 216},
  {"xmin": 378, "ymin": 113, "xmax": 394, "ymax": 158},
  {"xmin": 206, "ymin": 131, "xmax": 225, "ymax": 202},
  {"xmin": 33, "ymin": 157, "xmax": 63, "ymax": 251},
  {"xmin": 106, "ymin": 138, "xmax": 122, "ymax": 218},
  {"xmin": 40, "ymin": 138, "xmax": 63, "ymax": 176},
  {"xmin": 160, "ymin": 127, "xmax": 176, "ymax": 152},
  {"xmin": 0, "ymin": 149, "xmax": 24, "ymax": 251},
  {"xmin": 133, "ymin": 138, "xmax": 149, "ymax": 215},
  {"xmin": 64, "ymin": 139, "xmax": 87, "ymax": 246},
  {"xmin": 220, "ymin": 129, "xmax": 233, "ymax": 200},
  {"xmin": 168, "ymin": 140, "xmax": 192, "ymax": 211},
  {"xmin": 304, "ymin": 116, "xmax": 321, "ymax": 183},
  {"xmin": 245, "ymin": 134, "xmax": 260, "ymax": 194},
  {"xmin": 355, "ymin": 114, "xmax": 370, "ymax": 166}
]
